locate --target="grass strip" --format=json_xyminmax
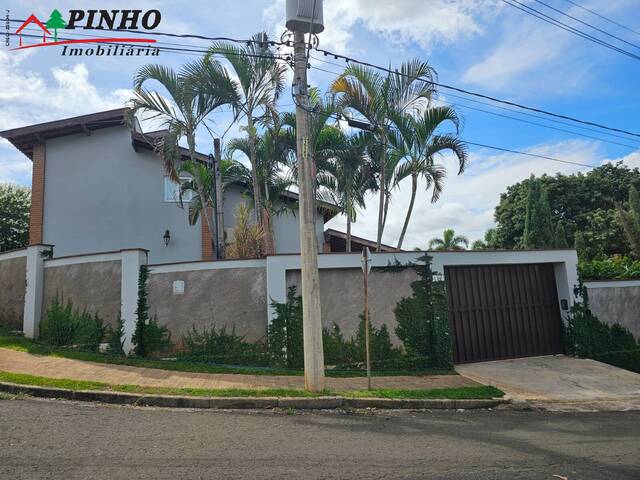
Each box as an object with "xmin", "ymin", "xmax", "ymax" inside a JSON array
[
  {"xmin": 0, "ymin": 371, "xmax": 503, "ymax": 400},
  {"xmin": 0, "ymin": 328, "xmax": 454, "ymax": 378}
]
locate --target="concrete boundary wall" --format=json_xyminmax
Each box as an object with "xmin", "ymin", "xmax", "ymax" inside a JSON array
[
  {"xmin": 0, "ymin": 249, "xmax": 27, "ymax": 328},
  {"xmin": 585, "ymin": 279, "xmax": 640, "ymax": 338},
  {"xmin": 12, "ymin": 245, "xmax": 579, "ymax": 355}
]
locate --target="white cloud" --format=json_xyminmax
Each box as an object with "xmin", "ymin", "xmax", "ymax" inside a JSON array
[
  {"xmin": 265, "ymin": 0, "xmax": 500, "ymax": 54},
  {"xmin": 327, "ymin": 139, "xmax": 604, "ymax": 249},
  {"xmin": 604, "ymin": 150, "xmax": 640, "ymax": 169}
]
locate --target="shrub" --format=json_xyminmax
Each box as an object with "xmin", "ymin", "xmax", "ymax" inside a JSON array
[
  {"xmin": 268, "ymin": 286, "xmax": 303, "ymax": 368},
  {"xmin": 593, "ymin": 349, "xmax": 640, "ymax": 373},
  {"xmin": 394, "ymin": 255, "xmax": 453, "ymax": 368},
  {"xmin": 179, "ymin": 324, "xmax": 269, "ymax": 366},
  {"xmin": 226, "ymin": 203, "xmax": 264, "ymax": 259},
  {"xmin": 564, "ymin": 286, "xmax": 638, "ymax": 357},
  {"xmin": 578, "ymin": 256, "xmax": 640, "ymax": 280},
  {"xmin": 105, "ymin": 316, "xmax": 125, "ymax": 355},
  {"xmin": 132, "ymin": 266, "xmax": 170, "ymax": 357},
  {"xmin": 39, "ymin": 293, "xmax": 105, "ymax": 351}
]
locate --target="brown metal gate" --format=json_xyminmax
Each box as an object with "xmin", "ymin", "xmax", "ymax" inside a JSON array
[{"xmin": 445, "ymin": 263, "xmax": 563, "ymax": 364}]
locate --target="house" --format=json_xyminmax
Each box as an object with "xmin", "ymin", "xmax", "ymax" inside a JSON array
[
  {"xmin": 15, "ymin": 15, "xmax": 51, "ymax": 46},
  {"xmin": 323, "ymin": 228, "xmax": 400, "ymax": 253},
  {"xmin": 0, "ymin": 108, "xmax": 339, "ymax": 263}
]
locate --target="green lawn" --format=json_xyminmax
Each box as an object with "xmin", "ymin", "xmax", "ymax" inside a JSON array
[
  {"xmin": 0, "ymin": 370, "xmax": 503, "ymax": 400},
  {"xmin": 0, "ymin": 327, "xmax": 454, "ymax": 378}
]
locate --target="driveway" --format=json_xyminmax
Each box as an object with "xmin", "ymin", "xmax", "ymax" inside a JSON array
[{"xmin": 456, "ymin": 355, "xmax": 640, "ymax": 411}]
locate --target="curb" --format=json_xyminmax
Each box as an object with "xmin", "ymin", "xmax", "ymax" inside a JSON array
[{"xmin": 0, "ymin": 382, "xmax": 507, "ymax": 410}]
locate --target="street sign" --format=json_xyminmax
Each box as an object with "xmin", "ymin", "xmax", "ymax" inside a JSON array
[{"xmin": 360, "ymin": 247, "xmax": 372, "ymax": 274}]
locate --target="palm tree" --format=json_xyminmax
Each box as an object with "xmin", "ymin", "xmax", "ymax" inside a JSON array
[
  {"xmin": 428, "ymin": 229, "xmax": 469, "ymax": 250},
  {"xmin": 391, "ymin": 106, "xmax": 468, "ymax": 249},
  {"xmin": 131, "ymin": 60, "xmax": 237, "ymax": 179},
  {"xmin": 206, "ymin": 32, "xmax": 287, "ymax": 234},
  {"xmin": 324, "ymin": 132, "xmax": 374, "ymax": 252},
  {"xmin": 331, "ymin": 60, "xmax": 436, "ymax": 251},
  {"xmin": 131, "ymin": 59, "xmax": 237, "ymax": 255},
  {"xmin": 226, "ymin": 121, "xmax": 295, "ymax": 254}
]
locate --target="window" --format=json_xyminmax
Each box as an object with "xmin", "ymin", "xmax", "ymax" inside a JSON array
[{"xmin": 164, "ymin": 176, "xmax": 194, "ymax": 203}]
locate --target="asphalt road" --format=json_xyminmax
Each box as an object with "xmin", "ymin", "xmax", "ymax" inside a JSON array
[{"xmin": 0, "ymin": 397, "xmax": 638, "ymax": 480}]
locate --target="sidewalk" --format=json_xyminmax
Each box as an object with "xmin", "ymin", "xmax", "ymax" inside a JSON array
[{"xmin": 0, "ymin": 348, "xmax": 479, "ymax": 391}]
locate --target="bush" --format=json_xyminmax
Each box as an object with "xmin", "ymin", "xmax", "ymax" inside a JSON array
[
  {"xmin": 268, "ymin": 286, "xmax": 303, "ymax": 368},
  {"xmin": 394, "ymin": 255, "xmax": 453, "ymax": 369},
  {"xmin": 39, "ymin": 294, "xmax": 105, "ymax": 351},
  {"xmin": 593, "ymin": 349, "xmax": 640, "ymax": 373},
  {"xmin": 564, "ymin": 286, "xmax": 638, "ymax": 357},
  {"xmin": 132, "ymin": 266, "xmax": 171, "ymax": 357},
  {"xmin": 105, "ymin": 316, "xmax": 125, "ymax": 355},
  {"xmin": 179, "ymin": 325, "xmax": 269, "ymax": 366},
  {"xmin": 578, "ymin": 256, "xmax": 640, "ymax": 280}
]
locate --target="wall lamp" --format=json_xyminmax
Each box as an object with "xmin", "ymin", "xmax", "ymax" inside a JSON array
[{"xmin": 163, "ymin": 229, "xmax": 171, "ymax": 247}]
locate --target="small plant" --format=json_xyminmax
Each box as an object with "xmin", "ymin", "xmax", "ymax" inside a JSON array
[
  {"xmin": 132, "ymin": 266, "xmax": 170, "ymax": 357},
  {"xmin": 268, "ymin": 286, "xmax": 303, "ymax": 368},
  {"xmin": 180, "ymin": 324, "xmax": 269, "ymax": 366},
  {"xmin": 105, "ymin": 316, "xmax": 125, "ymax": 355},
  {"xmin": 39, "ymin": 293, "xmax": 105, "ymax": 351},
  {"xmin": 226, "ymin": 203, "xmax": 264, "ymax": 259}
]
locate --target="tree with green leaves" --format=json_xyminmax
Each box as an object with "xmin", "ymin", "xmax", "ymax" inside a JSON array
[
  {"xmin": 206, "ymin": 33, "xmax": 287, "ymax": 240},
  {"xmin": 521, "ymin": 176, "xmax": 554, "ymax": 249},
  {"xmin": 0, "ymin": 184, "xmax": 30, "ymax": 252},
  {"xmin": 390, "ymin": 106, "xmax": 468, "ymax": 249},
  {"xmin": 331, "ymin": 60, "xmax": 436, "ymax": 251},
  {"xmin": 45, "ymin": 9, "xmax": 66, "ymax": 42},
  {"xmin": 428, "ymin": 229, "xmax": 469, "ymax": 250},
  {"xmin": 472, "ymin": 228, "xmax": 498, "ymax": 250},
  {"xmin": 494, "ymin": 163, "xmax": 639, "ymax": 257},
  {"xmin": 554, "ymin": 221, "xmax": 569, "ymax": 249},
  {"xmin": 131, "ymin": 59, "xmax": 237, "ymax": 256},
  {"xmin": 616, "ymin": 185, "xmax": 640, "ymax": 259}
]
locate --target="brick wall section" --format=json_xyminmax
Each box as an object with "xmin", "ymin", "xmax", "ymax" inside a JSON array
[
  {"xmin": 29, "ymin": 143, "xmax": 46, "ymax": 245},
  {"xmin": 201, "ymin": 206, "xmax": 214, "ymax": 260}
]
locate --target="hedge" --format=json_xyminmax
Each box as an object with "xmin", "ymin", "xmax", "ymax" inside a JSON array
[{"xmin": 593, "ymin": 349, "xmax": 640, "ymax": 374}]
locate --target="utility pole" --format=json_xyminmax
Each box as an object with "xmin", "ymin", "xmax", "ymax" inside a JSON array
[
  {"xmin": 213, "ymin": 138, "xmax": 225, "ymax": 259},
  {"xmin": 361, "ymin": 247, "xmax": 372, "ymax": 390},
  {"xmin": 291, "ymin": 22, "xmax": 325, "ymax": 392}
]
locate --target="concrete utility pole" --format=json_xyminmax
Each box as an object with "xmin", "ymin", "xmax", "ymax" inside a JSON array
[
  {"xmin": 213, "ymin": 138, "xmax": 225, "ymax": 259},
  {"xmin": 292, "ymin": 30, "xmax": 325, "ymax": 392}
]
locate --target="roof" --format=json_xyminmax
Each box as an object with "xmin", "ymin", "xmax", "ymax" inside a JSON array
[
  {"xmin": 0, "ymin": 109, "xmax": 340, "ymax": 221},
  {"xmin": 324, "ymin": 228, "xmax": 400, "ymax": 252},
  {"xmin": 16, "ymin": 15, "xmax": 51, "ymax": 35},
  {"xmin": 0, "ymin": 108, "xmax": 129, "ymax": 159}
]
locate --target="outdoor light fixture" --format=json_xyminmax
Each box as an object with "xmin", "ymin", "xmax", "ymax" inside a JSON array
[{"xmin": 163, "ymin": 230, "xmax": 171, "ymax": 247}]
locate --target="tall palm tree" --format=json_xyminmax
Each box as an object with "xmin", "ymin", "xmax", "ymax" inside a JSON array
[
  {"xmin": 331, "ymin": 60, "xmax": 436, "ymax": 251},
  {"xmin": 391, "ymin": 106, "xmax": 468, "ymax": 249},
  {"xmin": 324, "ymin": 132, "xmax": 374, "ymax": 252},
  {"xmin": 206, "ymin": 32, "xmax": 287, "ymax": 234},
  {"xmin": 131, "ymin": 60, "xmax": 237, "ymax": 179},
  {"xmin": 131, "ymin": 59, "xmax": 237, "ymax": 254},
  {"xmin": 428, "ymin": 229, "xmax": 469, "ymax": 251},
  {"xmin": 226, "ymin": 121, "xmax": 294, "ymax": 254}
]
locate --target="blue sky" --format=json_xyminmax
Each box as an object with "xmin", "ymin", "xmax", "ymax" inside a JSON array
[{"xmin": 1, "ymin": 0, "xmax": 639, "ymax": 248}]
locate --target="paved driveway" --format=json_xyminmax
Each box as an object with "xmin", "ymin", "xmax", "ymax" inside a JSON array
[{"xmin": 456, "ymin": 355, "xmax": 640, "ymax": 411}]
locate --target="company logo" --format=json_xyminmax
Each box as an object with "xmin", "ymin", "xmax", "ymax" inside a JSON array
[{"xmin": 10, "ymin": 9, "xmax": 160, "ymax": 56}]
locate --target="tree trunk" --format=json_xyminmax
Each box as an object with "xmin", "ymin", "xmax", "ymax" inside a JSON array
[
  {"xmin": 376, "ymin": 138, "xmax": 386, "ymax": 252},
  {"xmin": 213, "ymin": 138, "xmax": 225, "ymax": 259},
  {"xmin": 247, "ymin": 115, "xmax": 262, "ymax": 228},
  {"xmin": 346, "ymin": 214, "xmax": 352, "ymax": 253},
  {"xmin": 397, "ymin": 173, "xmax": 417, "ymax": 249}
]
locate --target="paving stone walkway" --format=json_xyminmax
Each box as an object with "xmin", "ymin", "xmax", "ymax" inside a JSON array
[{"xmin": 0, "ymin": 348, "xmax": 480, "ymax": 391}]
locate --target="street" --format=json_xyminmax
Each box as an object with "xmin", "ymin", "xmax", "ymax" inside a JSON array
[{"xmin": 0, "ymin": 397, "xmax": 638, "ymax": 479}]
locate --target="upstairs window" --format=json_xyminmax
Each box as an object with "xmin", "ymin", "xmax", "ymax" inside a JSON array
[{"xmin": 164, "ymin": 176, "xmax": 194, "ymax": 203}]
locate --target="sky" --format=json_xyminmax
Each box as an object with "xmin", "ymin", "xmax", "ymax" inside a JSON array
[{"xmin": 1, "ymin": 0, "xmax": 640, "ymax": 249}]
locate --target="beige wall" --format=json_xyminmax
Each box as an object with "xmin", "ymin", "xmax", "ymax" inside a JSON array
[
  {"xmin": 587, "ymin": 285, "xmax": 640, "ymax": 339},
  {"xmin": 286, "ymin": 267, "xmax": 419, "ymax": 344},
  {"xmin": 0, "ymin": 257, "xmax": 27, "ymax": 328},
  {"xmin": 42, "ymin": 261, "xmax": 122, "ymax": 327},
  {"xmin": 147, "ymin": 267, "xmax": 268, "ymax": 343}
]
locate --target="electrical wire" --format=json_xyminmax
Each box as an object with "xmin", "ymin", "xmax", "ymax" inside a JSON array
[
  {"xmin": 558, "ymin": 0, "xmax": 640, "ymax": 38},
  {"xmin": 531, "ymin": 0, "xmax": 640, "ymax": 51},
  {"xmin": 500, "ymin": 0, "xmax": 640, "ymax": 61}
]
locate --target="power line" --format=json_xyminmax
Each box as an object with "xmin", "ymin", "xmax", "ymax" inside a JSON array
[
  {"xmin": 463, "ymin": 141, "xmax": 595, "ymax": 168},
  {"xmin": 559, "ymin": 0, "xmax": 640, "ymax": 38},
  {"xmin": 500, "ymin": 0, "xmax": 640, "ymax": 61},
  {"xmin": 310, "ymin": 53, "xmax": 640, "ymax": 147},
  {"xmin": 531, "ymin": 0, "xmax": 640, "ymax": 51},
  {"xmin": 312, "ymin": 47, "xmax": 640, "ymax": 138}
]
